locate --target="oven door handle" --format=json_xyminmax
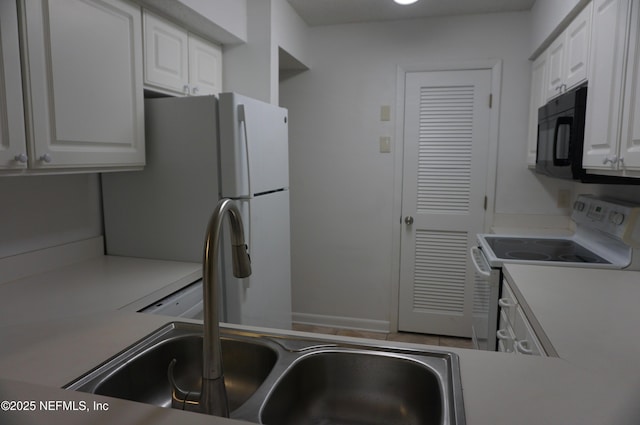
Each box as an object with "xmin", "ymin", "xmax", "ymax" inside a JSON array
[{"xmin": 470, "ymin": 247, "xmax": 491, "ymax": 277}]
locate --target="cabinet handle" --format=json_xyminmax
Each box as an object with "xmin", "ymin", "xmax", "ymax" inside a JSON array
[
  {"xmin": 516, "ymin": 340, "xmax": 534, "ymax": 355},
  {"xmin": 183, "ymin": 84, "xmax": 190, "ymax": 95},
  {"xmin": 13, "ymin": 153, "xmax": 28, "ymax": 163},
  {"xmin": 619, "ymin": 157, "xmax": 625, "ymax": 168},
  {"xmin": 404, "ymin": 216, "xmax": 414, "ymax": 225},
  {"xmin": 191, "ymin": 86, "xmax": 199, "ymax": 95},
  {"xmin": 39, "ymin": 153, "xmax": 52, "ymax": 163},
  {"xmin": 498, "ymin": 298, "xmax": 515, "ymax": 309},
  {"xmin": 603, "ymin": 156, "xmax": 618, "ymax": 166},
  {"xmin": 496, "ymin": 329, "xmax": 510, "ymax": 340}
]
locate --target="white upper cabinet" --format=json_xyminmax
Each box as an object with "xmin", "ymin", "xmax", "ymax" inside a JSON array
[
  {"xmin": 545, "ymin": 36, "xmax": 567, "ymax": 100},
  {"xmin": 20, "ymin": 0, "xmax": 145, "ymax": 171},
  {"xmin": 188, "ymin": 33, "xmax": 223, "ymax": 96},
  {"xmin": 564, "ymin": 4, "xmax": 592, "ymax": 89},
  {"xmin": 527, "ymin": 54, "xmax": 548, "ymax": 166},
  {"xmin": 0, "ymin": 1, "xmax": 27, "ymax": 170},
  {"xmin": 582, "ymin": 0, "xmax": 634, "ymax": 171},
  {"xmin": 527, "ymin": 2, "xmax": 591, "ymax": 167},
  {"xmin": 618, "ymin": 0, "xmax": 640, "ymax": 171},
  {"xmin": 143, "ymin": 10, "xmax": 222, "ymax": 96},
  {"xmin": 143, "ymin": 11, "xmax": 189, "ymax": 95},
  {"xmin": 545, "ymin": 2, "xmax": 592, "ymax": 100}
]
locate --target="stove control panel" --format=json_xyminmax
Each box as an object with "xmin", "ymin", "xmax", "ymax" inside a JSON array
[
  {"xmin": 572, "ymin": 195, "xmax": 640, "ymax": 247},
  {"xmin": 610, "ymin": 211, "xmax": 625, "ymax": 225},
  {"xmin": 586, "ymin": 203, "xmax": 607, "ymax": 221},
  {"xmin": 573, "ymin": 200, "xmax": 586, "ymax": 212}
]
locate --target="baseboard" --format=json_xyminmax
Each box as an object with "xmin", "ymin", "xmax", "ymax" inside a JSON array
[
  {"xmin": 0, "ymin": 237, "xmax": 104, "ymax": 286},
  {"xmin": 292, "ymin": 312, "xmax": 390, "ymax": 333}
]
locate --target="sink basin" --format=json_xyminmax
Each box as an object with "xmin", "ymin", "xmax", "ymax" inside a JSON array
[
  {"xmin": 66, "ymin": 322, "xmax": 465, "ymax": 425},
  {"xmin": 67, "ymin": 323, "xmax": 278, "ymax": 412},
  {"xmin": 260, "ymin": 350, "xmax": 447, "ymax": 425}
]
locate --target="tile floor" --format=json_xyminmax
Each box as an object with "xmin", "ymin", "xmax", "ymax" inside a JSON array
[{"xmin": 292, "ymin": 324, "xmax": 474, "ymax": 349}]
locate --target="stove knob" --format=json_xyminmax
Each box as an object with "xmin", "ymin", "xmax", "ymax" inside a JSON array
[
  {"xmin": 610, "ymin": 212, "xmax": 625, "ymax": 225},
  {"xmin": 573, "ymin": 201, "xmax": 586, "ymax": 212}
]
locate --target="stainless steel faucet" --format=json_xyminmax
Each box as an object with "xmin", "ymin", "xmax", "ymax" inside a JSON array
[{"xmin": 168, "ymin": 198, "xmax": 251, "ymax": 416}]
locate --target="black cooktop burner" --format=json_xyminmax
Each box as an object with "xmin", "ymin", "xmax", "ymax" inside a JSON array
[
  {"xmin": 484, "ymin": 237, "xmax": 610, "ymax": 264},
  {"xmin": 506, "ymin": 251, "xmax": 552, "ymax": 261}
]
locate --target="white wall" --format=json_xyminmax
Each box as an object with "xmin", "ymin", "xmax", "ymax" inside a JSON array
[
  {"xmin": 280, "ymin": 11, "xmax": 572, "ymax": 330},
  {"xmin": 0, "ymin": 174, "xmax": 102, "ymax": 258},
  {"xmin": 272, "ymin": 0, "xmax": 311, "ymax": 69},
  {"xmin": 178, "ymin": 0, "xmax": 247, "ymax": 41},
  {"xmin": 136, "ymin": 0, "xmax": 247, "ymax": 44},
  {"xmin": 224, "ymin": 0, "xmax": 309, "ymax": 105},
  {"xmin": 223, "ymin": 0, "xmax": 272, "ymax": 102}
]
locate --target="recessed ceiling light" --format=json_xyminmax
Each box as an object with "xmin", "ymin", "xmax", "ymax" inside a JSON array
[{"xmin": 394, "ymin": 0, "xmax": 419, "ymax": 5}]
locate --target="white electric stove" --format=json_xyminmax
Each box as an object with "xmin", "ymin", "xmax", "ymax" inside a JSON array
[{"xmin": 471, "ymin": 194, "xmax": 640, "ymax": 351}]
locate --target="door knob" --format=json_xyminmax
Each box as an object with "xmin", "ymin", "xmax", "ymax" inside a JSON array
[{"xmin": 404, "ymin": 216, "xmax": 414, "ymax": 225}]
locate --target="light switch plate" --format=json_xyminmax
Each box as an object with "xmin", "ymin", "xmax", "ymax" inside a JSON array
[
  {"xmin": 380, "ymin": 136, "xmax": 391, "ymax": 153},
  {"xmin": 557, "ymin": 189, "xmax": 571, "ymax": 208},
  {"xmin": 380, "ymin": 105, "xmax": 391, "ymax": 121}
]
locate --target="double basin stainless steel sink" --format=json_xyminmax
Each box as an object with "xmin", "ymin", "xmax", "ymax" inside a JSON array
[{"xmin": 66, "ymin": 322, "xmax": 466, "ymax": 425}]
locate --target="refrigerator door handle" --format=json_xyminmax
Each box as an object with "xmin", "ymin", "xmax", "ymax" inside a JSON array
[
  {"xmin": 247, "ymin": 200, "xmax": 252, "ymax": 254},
  {"xmin": 238, "ymin": 104, "xmax": 252, "ymax": 197},
  {"xmin": 236, "ymin": 199, "xmax": 252, "ymax": 258}
]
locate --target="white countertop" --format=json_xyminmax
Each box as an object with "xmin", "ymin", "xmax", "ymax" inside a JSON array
[
  {"xmin": 1, "ymin": 256, "xmax": 640, "ymax": 424},
  {"xmin": 0, "ymin": 255, "xmax": 201, "ymax": 326},
  {"xmin": 504, "ymin": 264, "xmax": 640, "ymax": 384},
  {"xmin": 1, "ymin": 310, "xmax": 637, "ymax": 425}
]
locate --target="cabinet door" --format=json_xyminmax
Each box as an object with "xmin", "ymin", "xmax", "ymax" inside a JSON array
[
  {"xmin": 546, "ymin": 36, "xmax": 566, "ymax": 100},
  {"xmin": 620, "ymin": 0, "xmax": 640, "ymax": 171},
  {"xmin": 564, "ymin": 2, "xmax": 592, "ymax": 90},
  {"xmin": 583, "ymin": 0, "xmax": 632, "ymax": 169},
  {"xmin": 514, "ymin": 306, "xmax": 545, "ymax": 356},
  {"xmin": 22, "ymin": 0, "xmax": 145, "ymax": 169},
  {"xmin": 188, "ymin": 34, "xmax": 222, "ymax": 96},
  {"xmin": 527, "ymin": 53, "xmax": 548, "ymax": 166},
  {"xmin": 143, "ymin": 11, "xmax": 189, "ymax": 95},
  {"xmin": 0, "ymin": 0, "xmax": 27, "ymax": 170}
]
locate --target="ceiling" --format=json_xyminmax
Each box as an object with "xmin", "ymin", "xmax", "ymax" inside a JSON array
[{"xmin": 287, "ymin": 0, "xmax": 536, "ymax": 27}]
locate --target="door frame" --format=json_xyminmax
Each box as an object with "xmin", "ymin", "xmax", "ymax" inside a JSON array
[{"xmin": 389, "ymin": 60, "xmax": 502, "ymax": 333}]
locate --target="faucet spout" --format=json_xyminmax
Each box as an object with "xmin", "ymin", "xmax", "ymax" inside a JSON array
[{"xmin": 169, "ymin": 198, "xmax": 251, "ymax": 417}]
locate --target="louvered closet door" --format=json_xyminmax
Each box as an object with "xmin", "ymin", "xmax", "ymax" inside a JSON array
[{"xmin": 399, "ymin": 69, "xmax": 491, "ymax": 337}]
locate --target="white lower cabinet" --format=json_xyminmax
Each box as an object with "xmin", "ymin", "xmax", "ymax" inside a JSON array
[
  {"xmin": 497, "ymin": 310, "xmax": 515, "ymax": 353},
  {"xmin": 513, "ymin": 305, "xmax": 545, "ymax": 356},
  {"xmin": 499, "ymin": 277, "xmax": 546, "ymax": 357},
  {"xmin": 17, "ymin": 0, "xmax": 145, "ymax": 172}
]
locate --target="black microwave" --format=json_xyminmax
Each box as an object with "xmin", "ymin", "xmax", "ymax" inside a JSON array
[
  {"xmin": 535, "ymin": 85, "xmax": 588, "ymax": 180},
  {"xmin": 535, "ymin": 85, "xmax": 639, "ymax": 184}
]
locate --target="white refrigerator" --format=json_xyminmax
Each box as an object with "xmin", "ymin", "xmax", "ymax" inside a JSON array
[{"xmin": 101, "ymin": 93, "xmax": 292, "ymax": 330}]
